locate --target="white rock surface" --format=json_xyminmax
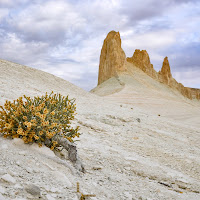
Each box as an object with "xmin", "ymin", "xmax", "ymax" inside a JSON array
[
  {"xmin": 0, "ymin": 186, "xmax": 6, "ymax": 194},
  {"xmin": 0, "ymin": 59, "xmax": 199, "ymax": 200},
  {"xmin": 0, "ymin": 193, "xmax": 6, "ymax": 200},
  {"xmin": 1, "ymin": 174, "xmax": 16, "ymax": 184}
]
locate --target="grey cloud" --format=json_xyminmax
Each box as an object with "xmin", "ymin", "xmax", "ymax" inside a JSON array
[
  {"xmin": 166, "ymin": 43, "xmax": 200, "ymax": 72},
  {"xmin": 3, "ymin": 1, "xmax": 86, "ymax": 45},
  {"xmin": 0, "ymin": 0, "xmax": 199, "ymax": 90}
]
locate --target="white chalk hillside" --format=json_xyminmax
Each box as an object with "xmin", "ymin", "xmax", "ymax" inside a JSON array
[
  {"xmin": 0, "ymin": 59, "xmax": 200, "ymax": 200},
  {"xmin": 92, "ymin": 62, "xmax": 200, "ymax": 128}
]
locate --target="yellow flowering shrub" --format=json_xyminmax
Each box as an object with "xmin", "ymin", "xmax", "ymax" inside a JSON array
[{"xmin": 0, "ymin": 92, "xmax": 80, "ymax": 150}]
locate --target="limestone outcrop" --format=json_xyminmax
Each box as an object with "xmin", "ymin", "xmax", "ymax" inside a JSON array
[
  {"xmin": 97, "ymin": 30, "xmax": 199, "ymax": 100},
  {"xmin": 98, "ymin": 31, "xmax": 126, "ymax": 85},
  {"xmin": 159, "ymin": 57, "xmax": 172, "ymax": 85},
  {"xmin": 127, "ymin": 49, "xmax": 157, "ymax": 78}
]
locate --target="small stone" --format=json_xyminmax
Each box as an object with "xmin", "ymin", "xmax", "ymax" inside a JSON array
[
  {"xmin": 26, "ymin": 167, "xmax": 33, "ymax": 173},
  {"xmin": 1, "ymin": 174, "xmax": 16, "ymax": 184},
  {"xmin": 16, "ymin": 161, "xmax": 20, "ymax": 166},
  {"xmin": 25, "ymin": 184, "xmax": 41, "ymax": 196},
  {"xmin": 136, "ymin": 118, "xmax": 141, "ymax": 123}
]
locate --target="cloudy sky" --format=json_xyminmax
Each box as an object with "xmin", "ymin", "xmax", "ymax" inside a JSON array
[{"xmin": 0, "ymin": 0, "xmax": 199, "ymax": 90}]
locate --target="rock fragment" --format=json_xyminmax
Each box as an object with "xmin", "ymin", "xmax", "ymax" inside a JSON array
[
  {"xmin": 25, "ymin": 184, "xmax": 41, "ymax": 196},
  {"xmin": 1, "ymin": 174, "xmax": 16, "ymax": 184}
]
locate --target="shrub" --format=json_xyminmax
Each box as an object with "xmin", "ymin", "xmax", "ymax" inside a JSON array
[{"xmin": 0, "ymin": 92, "xmax": 80, "ymax": 150}]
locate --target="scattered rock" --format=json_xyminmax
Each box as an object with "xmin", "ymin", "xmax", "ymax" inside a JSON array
[
  {"xmin": 25, "ymin": 167, "xmax": 33, "ymax": 173},
  {"xmin": 1, "ymin": 174, "xmax": 16, "ymax": 184},
  {"xmin": 136, "ymin": 118, "xmax": 141, "ymax": 123},
  {"xmin": 25, "ymin": 184, "xmax": 41, "ymax": 196}
]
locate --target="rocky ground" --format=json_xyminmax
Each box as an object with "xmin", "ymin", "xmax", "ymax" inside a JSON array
[{"xmin": 0, "ymin": 59, "xmax": 200, "ymax": 200}]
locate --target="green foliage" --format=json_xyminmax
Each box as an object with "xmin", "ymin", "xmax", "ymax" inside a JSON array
[{"xmin": 0, "ymin": 92, "xmax": 80, "ymax": 150}]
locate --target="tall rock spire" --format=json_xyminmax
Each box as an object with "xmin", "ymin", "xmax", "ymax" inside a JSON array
[
  {"xmin": 98, "ymin": 31, "xmax": 126, "ymax": 85},
  {"xmin": 160, "ymin": 56, "xmax": 172, "ymax": 84}
]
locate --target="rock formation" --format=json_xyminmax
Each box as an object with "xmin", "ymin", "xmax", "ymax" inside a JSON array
[
  {"xmin": 158, "ymin": 57, "xmax": 192, "ymax": 99},
  {"xmin": 98, "ymin": 31, "xmax": 126, "ymax": 85},
  {"xmin": 97, "ymin": 30, "xmax": 200, "ymax": 100},
  {"xmin": 159, "ymin": 57, "xmax": 172, "ymax": 85},
  {"xmin": 127, "ymin": 49, "xmax": 157, "ymax": 78}
]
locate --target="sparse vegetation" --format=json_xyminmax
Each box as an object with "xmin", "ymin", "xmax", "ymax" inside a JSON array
[{"xmin": 0, "ymin": 92, "xmax": 80, "ymax": 150}]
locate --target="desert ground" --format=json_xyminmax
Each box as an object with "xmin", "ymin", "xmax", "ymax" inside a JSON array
[{"xmin": 0, "ymin": 59, "xmax": 200, "ymax": 200}]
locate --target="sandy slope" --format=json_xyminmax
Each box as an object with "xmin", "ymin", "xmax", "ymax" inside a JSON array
[
  {"xmin": 0, "ymin": 59, "xmax": 200, "ymax": 200},
  {"xmin": 92, "ymin": 63, "xmax": 200, "ymax": 128}
]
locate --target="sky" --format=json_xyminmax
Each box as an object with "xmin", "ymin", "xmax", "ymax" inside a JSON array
[{"xmin": 0, "ymin": 0, "xmax": 200, "ymax": 91}]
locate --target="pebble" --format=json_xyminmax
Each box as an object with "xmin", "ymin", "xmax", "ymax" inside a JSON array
[
  {"xmin": 16, "ymin": 161, "xmax": 20, "ymax": 166},
  {"xmin": 26, "ymin": 167, "xmax": 33, "ymax": 173},
  {"xmin": 1, "ymin": 174, "xmax": 16, "ymax": 184},
  {"xmin": 25, "ymin": 184, "xmax": 41, "ymax": 196}
]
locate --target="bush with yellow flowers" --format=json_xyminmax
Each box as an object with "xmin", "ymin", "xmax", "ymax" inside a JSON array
[{"xmin": 0, "ymin": 92, "xmax": 80, "ymax": 150}]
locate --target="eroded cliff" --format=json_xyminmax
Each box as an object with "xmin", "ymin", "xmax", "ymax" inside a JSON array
[
  {"xmin": 97, "ymin": 31, "xmax": 200, "ymax": 100},
  {"xmin": 98, "ymin": 31, "xmax": 126, "ymax": 85}
]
